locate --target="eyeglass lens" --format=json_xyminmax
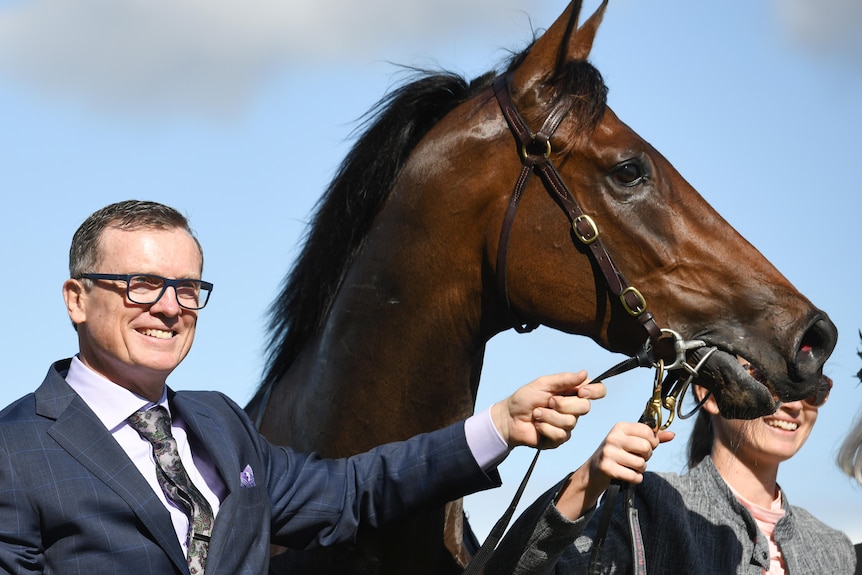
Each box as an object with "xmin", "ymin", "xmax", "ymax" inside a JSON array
[{"xmin": 127, "ymin": 275, "xmax": 210, "ymax": 309}]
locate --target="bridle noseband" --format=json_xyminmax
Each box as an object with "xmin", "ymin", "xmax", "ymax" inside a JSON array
[{"xmin": 492, "ymin": 74, "xmax": 662, "ymax": 344}]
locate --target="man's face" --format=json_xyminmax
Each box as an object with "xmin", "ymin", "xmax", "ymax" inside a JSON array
[{"xmin": 64, "ymin": 227, "xmax": 203, "ymax": 401}]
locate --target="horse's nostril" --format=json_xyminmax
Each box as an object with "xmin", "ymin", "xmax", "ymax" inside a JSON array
[
  {"xmin": 799, "ymin": 330, "xmax": 819, "ymax": 357},
  {"xmin": 793, "ymin": 315, "xmax": 838, "ymax": 380}
]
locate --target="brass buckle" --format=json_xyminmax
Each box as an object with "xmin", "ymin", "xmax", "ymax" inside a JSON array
[
  {"xmin": 573, "ymin": 214, "xmax": 599, "ymax": 245},
  {"xmin": 641, "ymin": 360, "xmax": 666, "ymax": 432},
  {"xmin": 620, "ymin": 286, "xmax": 647, "ymax": 316}
]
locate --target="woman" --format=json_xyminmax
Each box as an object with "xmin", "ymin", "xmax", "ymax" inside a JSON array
[
  {"xmin": 836, "ymin": 342, "xmax": 862, "ymax": 575},
  {"xmin": 836, "ymin": 335, "xmax": 862, "ymax": 486},
  {"xmin": 837, "ymin": 410, "xmax": 862, "ymax": 575},
  {"xmin": 487, "ymin": 366, "xmax": 855, "ymax": 574}
]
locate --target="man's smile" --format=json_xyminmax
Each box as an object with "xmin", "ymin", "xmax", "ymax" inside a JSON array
[{"xmin": 138, "ymin": 328, "xmax": 175, "ymax": 339}]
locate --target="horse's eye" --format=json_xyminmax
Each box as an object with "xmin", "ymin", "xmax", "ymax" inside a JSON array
[{"xmin": 613, "ymin": 161, "xmax": 646, "ymax": 186}]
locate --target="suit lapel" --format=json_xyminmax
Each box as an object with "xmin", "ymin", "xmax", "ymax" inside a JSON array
[
  {"xmin": 170, "ymin": 392, "xmax": 240, "ymax": 507},
  {"xmin": 171, "ymin": 393, "xmax": 251, "ymax": 572},
  {"xmin": 37, "ymin": 368, "xmax": 188, "ymax": 573}
]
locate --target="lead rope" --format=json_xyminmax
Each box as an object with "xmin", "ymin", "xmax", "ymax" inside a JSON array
[
  {"xmin": 587, "ymin": 343, "xmax": 717, "ymax": 575},
  {"xmin": 463, "ymin": 332, "xmax": 715, "ymax": 575},
  {"xmin": 462, "ymin": 348, "xmax": 653, "ymax": 575}
]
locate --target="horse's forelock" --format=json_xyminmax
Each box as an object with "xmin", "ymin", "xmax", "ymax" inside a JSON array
[
  {"xmin": 503, "ymin": 39, "xmax": 608, "ymax": 149},
  {"xmin": 555, "ymin": 60, "xmax": 608, "ymax": 131}
]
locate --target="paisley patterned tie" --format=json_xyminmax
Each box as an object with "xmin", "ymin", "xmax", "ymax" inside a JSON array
[{"xmin": 127, "ymin": 406, "xmax": 214, "ymax": 574}]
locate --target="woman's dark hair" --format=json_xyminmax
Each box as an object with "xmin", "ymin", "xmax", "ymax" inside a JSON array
[{"xmin": 687, "ymin": 399, "xmax": 714, "ymax": 469}]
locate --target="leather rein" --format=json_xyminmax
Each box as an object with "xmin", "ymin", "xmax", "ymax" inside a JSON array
[{"xmin": 464, "ymin": 76, "xmax": 717, "ymax": 575}]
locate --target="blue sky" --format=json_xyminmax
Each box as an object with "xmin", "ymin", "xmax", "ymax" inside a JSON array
[{"xmin": 2, "ymin": 0, "xmax": 861, "ymax": 545}]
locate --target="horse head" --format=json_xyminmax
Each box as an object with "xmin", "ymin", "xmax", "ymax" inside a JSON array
[
  {"xmin": 255, "ymin": 1, "xmax": 837, "ymax": 573},
  {"xmin": 480, "ymin": 0, "xmax": 836, "ymax": 418}
]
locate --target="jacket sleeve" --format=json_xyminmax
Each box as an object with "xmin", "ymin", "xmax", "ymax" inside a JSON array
[
  {"xmin": 485, "ymin": 475, "xmax": 599, "ymax": 575},
  {"xmin": 249, "ymin": 404, "xmax": 502, "ymax": 550},
  {"xmin": 0, "ymin": 437, "xmax": 44, "ymax": 574}
]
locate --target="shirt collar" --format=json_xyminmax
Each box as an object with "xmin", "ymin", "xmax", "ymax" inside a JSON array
[{"xmin": 66, "ymin": 355, "xmax": 169, "ymax": 433}]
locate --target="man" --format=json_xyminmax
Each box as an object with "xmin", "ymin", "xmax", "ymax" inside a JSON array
[{"xmin": 0, "ymin": 200, "xmax": 605, "ymax": 575}]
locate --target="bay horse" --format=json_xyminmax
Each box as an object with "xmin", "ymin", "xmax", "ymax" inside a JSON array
[{"xmin": 247, "ymin": 1, "xmax": 837, "ymax": 573}]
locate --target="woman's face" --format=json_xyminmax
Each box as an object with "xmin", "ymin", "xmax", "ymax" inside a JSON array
[
  {"xmin": 712, "ymin": 397, "xmax": 819, "ymax": 468},
  {"xmin": 704, "ymin": 357, "xmax": 821, "ymax": 468}
]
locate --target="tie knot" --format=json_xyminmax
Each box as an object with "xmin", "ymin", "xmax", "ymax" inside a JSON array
[{"xmin": 127, "ymin": 405, "xmax": 173, "ymax": 443}]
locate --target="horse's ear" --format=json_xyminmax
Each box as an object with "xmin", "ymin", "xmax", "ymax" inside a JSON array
[
  {"xmin": 568, "ymin": 0, "xmax": 608, "ymax": 62},
  {"xmin": 511, "ymin": 0, "xmax": 608, "ymax": 91}
]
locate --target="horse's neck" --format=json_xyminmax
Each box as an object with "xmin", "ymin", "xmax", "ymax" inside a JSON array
[
  {"xmin": 263, "ymin": 105, "xmax": 511, "ymax": 456},
  {"xmin": 266, "ymin": 257, "xmax": 489, "ymax": 456}
]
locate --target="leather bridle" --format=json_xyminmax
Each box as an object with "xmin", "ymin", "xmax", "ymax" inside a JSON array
[
  {"xmin": 492, "ymin": 74, "xmax": 662, "ymax": 344},
  {"xmin": 491, "ymin": 70, "xmax": 719, "ymax": 429},
  {"xmin": 465, "ymin": 76, "xmax": 717, "ymax": 575}
]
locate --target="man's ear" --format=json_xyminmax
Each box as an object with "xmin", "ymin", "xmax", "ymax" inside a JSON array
[{"xmin": 63, "ymin": 278, "xmax": 87, "ymax": 327}]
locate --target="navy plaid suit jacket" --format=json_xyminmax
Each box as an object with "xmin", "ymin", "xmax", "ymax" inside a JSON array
[{"xmin": 0, "ymin": 359, "xmax": 499, "ymax": 574}]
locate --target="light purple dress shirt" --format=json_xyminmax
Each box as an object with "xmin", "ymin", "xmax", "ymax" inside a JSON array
[{"xmin": 65, "ymin": 356, "xmax": 226, "ymax": 555}]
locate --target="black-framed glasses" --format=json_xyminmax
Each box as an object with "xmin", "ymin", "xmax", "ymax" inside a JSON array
[{"xmin": 79, "ymin": 273, "xmax": 213, "ymax": 310}]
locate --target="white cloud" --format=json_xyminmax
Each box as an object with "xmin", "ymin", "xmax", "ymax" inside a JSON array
[
  {"xmin": 772, "ymin": 0, "xmax": 862, "ymax": 63},
  {"xmin": 0, "ymin": 0, "xmax": 529, "ymax": 113},
  {"xmin": 4, "ymin": 0, "xmax": 859, "ymax": 114}
]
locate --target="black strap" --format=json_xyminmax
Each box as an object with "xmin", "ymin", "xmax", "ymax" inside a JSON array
[
  {"xmin": 492, "ymin": 75, "xmax": 663, "ymax": 344},
  {"xmin": 587, "ymin": 480, "xmax": 647, "ymax": 575},
  {"xmin": 587, "ymin": 405, "xmax": 656, "ymax": 575},
  {"xmin": 461, "ymin": 351, "xmax": 654, "ymax": 574},
  {"xmin": 462, "ymin": 449, "xmax": 542, "ymax": 575},
  {"xmin": 586, "ymin": 480, "xmax": 619, "ymax": 575},
  {"xmin": 627, "ymin": 498, "xmax": 648, "ymax": 575}
]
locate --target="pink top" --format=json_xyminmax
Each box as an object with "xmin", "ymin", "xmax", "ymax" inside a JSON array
[{"xmin": 730, "ymin": 484, "xmax": 788, "ymax": 575}]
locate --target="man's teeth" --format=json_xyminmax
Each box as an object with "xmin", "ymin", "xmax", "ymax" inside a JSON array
[
  {"xmin": 766, "ymin": 419, "xmax": 798, "ymax": 431},
  {"xmin": 141, "ymin": 328, "xmax": 173, "ymax": 339}
]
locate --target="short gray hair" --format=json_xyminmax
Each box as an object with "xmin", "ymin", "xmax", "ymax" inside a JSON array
[{"xmin": 69, "ymin": 200, "xmax": 203, "ymax": 280}]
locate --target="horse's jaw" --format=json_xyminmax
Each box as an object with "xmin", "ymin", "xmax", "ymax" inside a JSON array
[
  {"xmin": 688, "ymin": 348, "xmax": 778, "ymax": 419},
  {"xmin": 682, "ymin": 311, "xmax": 837, "ymax": 419}
]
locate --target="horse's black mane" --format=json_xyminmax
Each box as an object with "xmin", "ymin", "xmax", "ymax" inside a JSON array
[{"xmin": 259, "ymin": 50, "xmax": 607, "ymax": 390}]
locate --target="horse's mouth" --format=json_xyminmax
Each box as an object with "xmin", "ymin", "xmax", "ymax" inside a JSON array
[{"xmin": 686, "ymin": 347, "xmax": 779, "ymax": 419}]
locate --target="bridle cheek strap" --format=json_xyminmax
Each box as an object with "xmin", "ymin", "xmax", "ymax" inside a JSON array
[
  {"xmin": 474, "ymin": 75, "xmax": 661, "ymax": 575},
  {"xmin": 492, "ymin": 74, "xmax": 662, "ymax": 343}
]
